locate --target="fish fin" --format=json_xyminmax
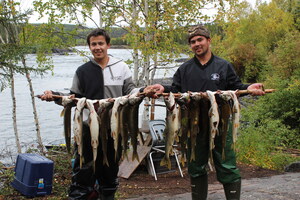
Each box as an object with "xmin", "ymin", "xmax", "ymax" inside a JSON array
[
  {"xmin": 103, "ymin": 157, "xmax": 110, "ymax": 167},
  {"xmin": 132, "ymin": 151, "xmax": 140, "ymax": 162},
  {"xmin": 160, "ymin": 156, "xmax": 172, "ymax": 170},
  {"xmin": 180, "ymin": 156, "xmax": 185, "ymax": 167},
  {"xmin": 124, "ymin": 150, "xmax": 129, "ymax": 161},
  {"xmin": 60, "ymin": 108, "xmax": 65, "ymax": 117},
  {"xmin": 175, "ymin": 134, "xmax": 180, "ymax": 143}
]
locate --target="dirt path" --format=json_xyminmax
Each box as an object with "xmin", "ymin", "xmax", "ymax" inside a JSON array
[
  {"xmin": 126, "ymin": 172, "xmax": 300, "ymax": 200},
  {"xmin": 118, "ymin": 162, "xmax": 285, "ymax": 199}
]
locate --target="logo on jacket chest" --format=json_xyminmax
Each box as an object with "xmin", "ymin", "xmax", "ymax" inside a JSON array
[{"xmin": 210, "ymin": 73, "xmax": 220, "ymax": 81}]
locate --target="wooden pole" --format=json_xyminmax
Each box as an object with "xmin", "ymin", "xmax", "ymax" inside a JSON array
[
  {"xmin": 36, "ymin": 89, "xmax": 276, "ymax": 102},
  {"xmin": 150, "ymin": 98, "xmax": 156, "ymax": 120}
]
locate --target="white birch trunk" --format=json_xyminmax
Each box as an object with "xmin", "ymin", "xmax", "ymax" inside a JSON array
[
  {"xmin": 141, "ymin": 0, "xmax": 150, "ymax": 132},
  {"xmin": 132, "ymin": 0, "xmax": 139, "ymax": 85},
  {"xmin": 96, "ymin": 0, "xmax": 103, "ymax": 28},
  {"xmin": 23, "ymin": 57, "xmax": 45, "ymax": 155},
  {"xmin": 10, "ymin": 67, "xmax": 21, "ymax": 153}
]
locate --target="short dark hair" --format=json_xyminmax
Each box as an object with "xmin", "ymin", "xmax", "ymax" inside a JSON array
[
  {"xmin": 87, "ymin": 28, "xmax": 111, "ymax": 46},
  {"xmin": 188, "ymin": 25, "xmax": 210, "ymax": 43}
]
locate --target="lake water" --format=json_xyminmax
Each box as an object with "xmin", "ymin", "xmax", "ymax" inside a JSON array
[{"xmin": 0, "ymin": 47, "xmax": 179, "ymax": 164}]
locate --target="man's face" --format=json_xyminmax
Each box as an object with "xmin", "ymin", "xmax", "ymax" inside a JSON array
[
  {"xmin": 89, "ymin": 35, "xmax": 110, "ymax": 62},
  {"xmin": 189, "ymin": 35, "xmax": 211, "ymax": 57}
]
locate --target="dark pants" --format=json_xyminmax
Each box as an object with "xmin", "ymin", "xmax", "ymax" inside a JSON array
[{"xmin": 69, "ymin": 123, "xmax": 121, "ymax": 199}]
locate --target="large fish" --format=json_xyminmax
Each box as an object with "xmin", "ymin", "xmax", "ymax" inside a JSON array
[
  {"xmin": 230, "ymin": 91, "xmax": 240, "ymax": 150},
  {"xmin": 160, "ymin": 92, "xmax": 180, "ymax": 170},
  {"xmin": 176, "ymin": 92, "xmax": 190, "ymax": 166},
  {"xmin": 110, "ymin": 96, "xmax": 122, "ymax": 160},
  {"xmin": 86, "ymin": 99, "xmax": 99, "ymax": 172},
  {"xmin": 207, "ymin": 90, "xmax": 220, "ymax": 161},
  {"xmin": 127, "ymin": 93, "xmax": 144, "ymax": 162},
  {"xmin": 188, "ymin": 92, "xmax": 202, "ymax": 162},
  {"xmin": 97, "ymin": 99, "xmax": 114, "ymax": 167},
  {"xmin": 218, "ymin": 92, "xmax": 233, "ymax": 160},
  {"xmin": 119, "ymin": 96, "xmax": 130, "ymax": 160},
  {"xmin": 73, "ymin": 97, "xmax": 86, "ymax": 168},
  {"xmin": 60, "ymin": 96, "xmax": 73, "ymax": 154}
]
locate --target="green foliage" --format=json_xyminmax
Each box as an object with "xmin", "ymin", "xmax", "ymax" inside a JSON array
[
  {"xmin": 214, "ymin": 0, "xmax": 295, "ymax": 82},
  {"xmin": 237, "ymin": 85, "xmax": 300, "ymax": 170},
  {"xmin": 0, "ymin": 163, "xmax": 16, "ymax": 196},
  {"xmin": 237, "ymin": 110, "xmax": 299, "ymax": 170},
  {"xmin": 265, "ymin": 30, "xmax": 300, "ymax": 83}
]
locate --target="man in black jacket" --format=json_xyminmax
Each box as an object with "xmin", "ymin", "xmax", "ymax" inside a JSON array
[{"xmin": 143, "ymin": 25, "xmax": 264, "ymax": 200}]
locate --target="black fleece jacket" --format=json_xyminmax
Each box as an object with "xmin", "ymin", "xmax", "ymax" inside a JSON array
[{"xmin": 164, "ymin": 55, "xmax": 249, "ymax": 93}]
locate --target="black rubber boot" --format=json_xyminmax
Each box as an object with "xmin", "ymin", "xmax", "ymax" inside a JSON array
[
  {"xmin": 223, "ymin": 179, "xmax": 241, "ymax": 200},
  {"xmin": 190, "ymin": 174, "xmax": 208, "ymax": 200},
  {"xmin": 100, "ymin": 193, "xmax": 115, "ymax": 200},
  {"xmin": 99, "ymin": 187, "xmax": 116, "ymax": 200}
]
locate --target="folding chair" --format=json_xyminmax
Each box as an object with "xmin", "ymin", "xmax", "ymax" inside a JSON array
[{"xmin": 148, "ymin": 119, "xmax": 183, "ymax": 180}]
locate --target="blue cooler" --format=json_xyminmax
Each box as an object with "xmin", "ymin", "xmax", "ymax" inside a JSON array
[{"xmin": 11, "ymin": 153, "xmax": 54, "ymax": 197}]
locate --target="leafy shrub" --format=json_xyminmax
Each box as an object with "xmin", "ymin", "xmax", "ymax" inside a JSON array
[{"xmin": 237, "ymin": 88, "xmax": 300, "ymax": 170}]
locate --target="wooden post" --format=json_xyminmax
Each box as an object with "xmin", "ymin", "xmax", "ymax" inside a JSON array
[{"xmin": 150, "ymin": 98, "xmax": 156, "ymax": 120}]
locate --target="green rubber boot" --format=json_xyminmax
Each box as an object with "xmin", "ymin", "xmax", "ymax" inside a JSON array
[
  {"xmin": 190, "ymin": 174, "xmax": 208, "ymax": 200},
  {"xmin": 223, "ymin": 179, "xmax": 241, "ymax": 200}
]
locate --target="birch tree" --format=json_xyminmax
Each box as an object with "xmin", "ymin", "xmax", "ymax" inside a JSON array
[{"xmin": 0, "ymin": 0, "xmax": 63, "ymax": 154}]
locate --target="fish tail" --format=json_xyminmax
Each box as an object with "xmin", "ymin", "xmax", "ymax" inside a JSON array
[
  {"xmin": 123, "ymin": 150, "xmax": 129, "ymax": 161},
  {"xmin": 132, "ymin": 150, "xmax": 140, "ymax": 162},
  {"xmin": 180, "ymin": 155, "xmax": 185, "ymax": 167},
  {"xmin": 103, "ymin": 156, "xmax": 109, "ymax": 167},
  {"xmin": 160, "ymin": 156, "xmax": 171, "ymax": 170},
  {"xmin": 60, "ymin": 108, "xmax": 65, "ymax": 117}
]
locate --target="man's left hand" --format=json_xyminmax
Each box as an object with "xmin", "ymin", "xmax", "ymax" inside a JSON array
[{"xmin": 247, "ymin": 83, "xmax": 265, "ymax": 96}]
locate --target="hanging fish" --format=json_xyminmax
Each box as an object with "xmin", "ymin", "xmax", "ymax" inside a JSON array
[
  {"xmin": 160, "ymin": 92, "xmax": 180, "ymax": 170},
  {"xmin": 188, "ymin": 92, "xmax": 202, "ymax": 162},
  {"xmin": 176, "ymin": 92, "xmax": 191, "ymax": 166},
  {"xmin": 86, "ymin": 99, "xmax": 99, "ymax": 172},
  {"xmin": 110, "ymin": 97, "xmax": 122, "ymax": 160},
  {"xmin": 230, "ymin": 91, "xmax": 241, "ymax": 151},
  {"xmin": 127, "ymin": 93, "xmax": 144, "ymax": 162},
  {"xmin": 73, "ymin": 97, "xmax": 86, "ymax": 168},
  {"xmin": 207, "ymin": 90, "xmax": 220, "ymax": 161},
  {"xmin": 97, "ymin": 99, "xmax": 114, "ymax": 167},
  {"xmin": 60, "ymin": 96, "xmax": 73, "ymax": 154},
  {"xmin": 218, "ymin": 92, "xmax": 233, "ymax": 160},
  {"xmin": 119, "ymin": 96, "xmax": 130, "ymax": 160}
]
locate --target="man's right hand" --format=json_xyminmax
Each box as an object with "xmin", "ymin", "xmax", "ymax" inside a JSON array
[
  {"xmin": 40, "ymin": 90, "xmax": 55, "ymax": 101},
  {"xmin": 143, "ymin": 84, "xmax": 165, "ymax": 98}
]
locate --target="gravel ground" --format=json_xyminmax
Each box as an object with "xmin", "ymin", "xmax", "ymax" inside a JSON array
[{"xmin": 127, "ymin": 172, "xmax": 300, "ymax": 200}]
